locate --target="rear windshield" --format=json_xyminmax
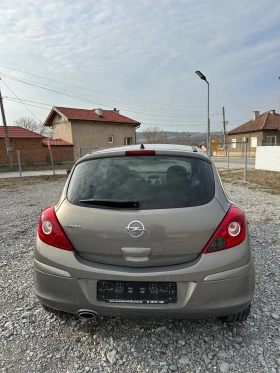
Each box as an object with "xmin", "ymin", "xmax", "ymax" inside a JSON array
[{"xmin": 67, "ymin": 156, "xmax": 215, "ymax": 209}]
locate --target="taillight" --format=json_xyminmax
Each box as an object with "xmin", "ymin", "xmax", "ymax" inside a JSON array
[
  {"xmin": 125, "ymin": 150, "xmax": 156, "ymax": 156},
  {"xmin": 38, "ymin": 206, "xmax": 75, "ymax": 251},
  {"xmin": 202, "ymin": 205, "xmax": 246, "ymax": 254}
]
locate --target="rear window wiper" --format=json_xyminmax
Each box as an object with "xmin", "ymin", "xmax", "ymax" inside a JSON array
[{"xmin": 79, "ymin": 199, "xmax": 140, "ymax": 208}]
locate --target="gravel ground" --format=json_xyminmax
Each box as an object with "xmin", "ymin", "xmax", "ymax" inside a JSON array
[{"xmin": 0, "ymin": 179, "xmax": 280, "ymax": 373}]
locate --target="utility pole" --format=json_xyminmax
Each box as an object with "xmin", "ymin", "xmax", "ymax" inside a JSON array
[
  {"xmin": 222, "ymin": 107, "xmax": 226, "ymax": 145},
  {"xmin": 164, "ymin": 131, "xmax": 167, "ymax": 144},
  {"xmin": 0, "ymin": 79, "xmax": 13, "ymax": 168}
]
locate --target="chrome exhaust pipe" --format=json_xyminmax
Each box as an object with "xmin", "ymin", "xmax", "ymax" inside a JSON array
[{"xmin": 77, "ymin": 310, "xmax": 101, "ymax": 324}]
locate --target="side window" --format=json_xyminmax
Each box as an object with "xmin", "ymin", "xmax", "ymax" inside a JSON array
[
  {"xmin": 68, "ymin": 161, "xmax": 109, "ymax": 203},
  {"xmin": 125, "ymin": 137, "xmax": 133, "ymax": 145},
  {"xmin": 251, "ymin": 137, "xmax": 257, "ymax": 148},
  {"xmin": 267, "ymin": 136, "xmax": 276, "ymax": 145}
]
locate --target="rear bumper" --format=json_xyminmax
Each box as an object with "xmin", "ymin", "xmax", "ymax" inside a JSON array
[
  {"xmin": 34, "ymin": 238, "xmax": 255, "ymax": 319},
  {"xmin": 34, "ymin": 265, "xmax": 254, "ymax": 318}
]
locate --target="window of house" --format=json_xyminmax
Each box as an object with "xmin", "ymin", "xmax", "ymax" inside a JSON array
[
  {"xmin": 231, "ymin": 139, "xmax": 236, "ymax": 149},
  {"xmin": 251, "ymin": 137, "xmax": 257, "ymax": 148},
  {"xmin": 108, "ymin": 136, "xmax": 114, "ymax": 144},
  {"xmin": 125, "ymin": 137, "xmax": 133, "ymax": 145},
  {"xmin": 267, "ymin": 136, "xmax": 277, "ymax": 145}
]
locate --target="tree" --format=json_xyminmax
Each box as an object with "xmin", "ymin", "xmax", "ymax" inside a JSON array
[
  {"xmin": 169, "ymin": 133, "xmax": 192, "ymax": 145},
  {"xmin": 14, "ymin": 117, "xmax": 51, "ymax": 137},
  {"xmin": 142, "ymin": 126, "xmax": 164, "ymax": 144}
]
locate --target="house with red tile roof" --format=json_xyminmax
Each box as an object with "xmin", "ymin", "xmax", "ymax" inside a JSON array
[
  {"xmin": 0, "ymin": 126, "xmax": 74, "ymax": 165},
  {"xmin": 44, "ymin": 107, "xmax": 141, "ymax": 159},
  {"xmin": 227, "ymin": 110, "xmax": 280, "ymax": 156},
  {"xmin": 0, "ymin": 126, "xmax": 46, "ymax": 140}
]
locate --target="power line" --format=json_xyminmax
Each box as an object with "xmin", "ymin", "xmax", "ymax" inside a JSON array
[
  {"xmin": 0, "ymin": 64, "xmax": 223, "ymax": 110},
  {"xmin": 3, "ymin": 98, "xmax": 223, "ymax": 128},
  {"xmin": 1, "ymin": 90, "xmax": 221, "ymax": 120},
  {"xmin": 0, "ymin": 73, "xmax": 222, "ymax": 118},
  {"xmin": 1, "ymin": 79, "xmax": 41, "ymax": 122},
  {"xmin": 3, "ymin": 97, "xmax": 51, "ymax": 110},
  {"xmin": 0, "ymin": 71, "xmax": 223, "ymax": 116},
  {"xmin": 3, "ymin": 94, "xmax": 246, "ymax": 130},
  {"xmin": 0, "ymin": 73, "xmax": 217, "ymax": 115},
  {"xmin": 4, "ymin": 96, "xmax": 245, "ymax": 127},
  {"xmin": 4, "ymin": 96, "xmax": 54, "ymax": 107},
  {"xmin": 140, "ymin": 122, "xmax": 216, "ymax": 127},
  {"xmin": 3, "ymin": 99, "xmax": 211, "ymax": 127},
  {"xmin": 0, "ymin": 73, "xmax": 219, "ymax": 117},
  {"xmin": 211, "ymin": 124, "xmax": 223, "ymax": 131}
]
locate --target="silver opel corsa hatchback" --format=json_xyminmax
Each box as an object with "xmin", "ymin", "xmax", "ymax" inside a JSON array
[{"xmin": 34, "ymin": 144, "xmax": 255, "ymax": 324}]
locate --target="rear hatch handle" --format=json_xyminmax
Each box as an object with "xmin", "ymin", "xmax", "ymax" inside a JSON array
[{"xmin": 121, "ymin": 247, "xmax": 152, "ymax": 262}]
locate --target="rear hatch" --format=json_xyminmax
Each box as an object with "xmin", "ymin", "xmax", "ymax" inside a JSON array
[{"xmin": 56, "ymin": 152, "xmax": 226, "ymax": 267}]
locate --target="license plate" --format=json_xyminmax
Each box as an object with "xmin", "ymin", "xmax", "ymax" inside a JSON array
[{"xmin": 97, "ymin": 281, "xmax": 177, "ymax": 304}]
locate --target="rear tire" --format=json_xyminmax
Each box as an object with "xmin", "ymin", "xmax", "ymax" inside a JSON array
[{"xmin": 220, "ymin": 304, "xmax": 251, "ymax": 323}]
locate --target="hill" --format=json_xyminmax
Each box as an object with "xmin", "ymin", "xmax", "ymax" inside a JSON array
[{"xmin": 136, "ymin": 131, "xmax": 222, "ymax": 145}]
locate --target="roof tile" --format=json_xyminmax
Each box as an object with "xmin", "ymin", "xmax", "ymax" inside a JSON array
[
  {"xmin": 0, "ymin": 126, "xmax": 45, "ymax": 139},
  {"xmin": 52, "ymin": 107, "xmax": 140, "ymax": 125},
  {"xmin": 42, "ymin": 138, "xmax": 73, "ymax": 146},
  {"xmin": 229, "ymin": 111, "xmax": 280, "ymax": 134}
]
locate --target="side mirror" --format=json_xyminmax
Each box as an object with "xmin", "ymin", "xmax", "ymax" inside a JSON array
[{"xmin": 66, "ymin": 169, "xmax": 71, "ymax": 175}]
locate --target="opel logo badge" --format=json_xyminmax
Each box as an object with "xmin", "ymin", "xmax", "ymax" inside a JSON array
[{"xmin": 126, "ymin": 221, "xmax": 145, "ymax": 238}]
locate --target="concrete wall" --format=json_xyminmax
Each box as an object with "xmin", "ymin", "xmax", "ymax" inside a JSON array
[
  {"xmin": 71, "ymin": 121, "xmax": 136, "ymax": 160},
  {"xmin": 262, "ymin": 130, "xmax": 280, "ymax": 145},
  {"xmin": 52, "ymin": 120, "xmax": 73, "ymax": 143},
  {"xmin": 255, "ymin": 146, "xmax": 280, "ymax": 171},
  {"xmin": 227, "ymin": 132, "xmax": 263, "ymax": 157}
]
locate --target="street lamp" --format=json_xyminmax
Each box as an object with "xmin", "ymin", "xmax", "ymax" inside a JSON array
[{"xmin": 195, "ymin": 70, "xmax": 210, "ymax": 158}]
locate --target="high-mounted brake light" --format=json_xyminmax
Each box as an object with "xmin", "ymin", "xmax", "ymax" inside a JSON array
[
  {"xmin": 125, "ymin": 150, "xmax": 156, "ymax": 156},
  {"xmin": 202, "ymin": 205, "xmax": 246, "ymax": 254},
  {"xmin": 38, "ymin": 206, "xmax": 75, "ymax": 251}
]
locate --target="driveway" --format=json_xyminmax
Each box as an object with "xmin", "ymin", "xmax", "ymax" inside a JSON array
[
  {"xmin": 0, "ymin": 169, "xmax": 68, "ymax": 179},
  {"xmin": 212, "ymin": 157, "xmax": 255, "ymax": 170},
  {"xmin": 0, "ymin": 179, "xmax": 279, "ymax": 373}
]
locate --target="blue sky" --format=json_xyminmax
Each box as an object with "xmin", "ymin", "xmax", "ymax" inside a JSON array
[{"xmin": 0, "ymin": 0, "xmax": 280, "ymax": 133}]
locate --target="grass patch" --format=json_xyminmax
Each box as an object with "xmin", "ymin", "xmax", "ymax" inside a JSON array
[
  {"xmin": 220, "ymin": 169, "xmax": 280, "ymax": 194},
  {"xmin": 0, "ymin": 175, "xmax": 67, "ymax": 190}
]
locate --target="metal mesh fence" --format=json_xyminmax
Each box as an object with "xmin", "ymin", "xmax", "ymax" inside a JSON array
[
  {"xmin": 210, "ymin": 141, "xmax": 254, "ymax": 181},
  {"xmin": 0, "ymin": 146, "xmax": 74, "ymax": 177},
  {"xmin": 0, "ymin": 141, "xmax": 254, "ymax": 181},
  {"xmin": 79, "ymin": 147, "xmax": 97, "ymax": 157},
  {"xmin": 211, "ymin": 141, "xmax": 249, "ymax": 171}
]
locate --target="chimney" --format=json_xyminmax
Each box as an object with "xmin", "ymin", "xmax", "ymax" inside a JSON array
[
  {"xmin": 252, "ymin": 111, "xmax": 260, "ymax": 120},
  {"xmin": 112, "ymin": 108, "xmax": 119, "ymax": 114},
  {"xmin": 95, "ymin": 108, "xmax": 102, "ymax": 117},
  {"xmin": 269, "ymin": 110, "xmax": 275, "ymax": 115}
]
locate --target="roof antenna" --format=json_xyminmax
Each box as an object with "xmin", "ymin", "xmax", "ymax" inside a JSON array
[{"xmin": 140, "ymin": 144, "xmax": 145, "ymax": 149}]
